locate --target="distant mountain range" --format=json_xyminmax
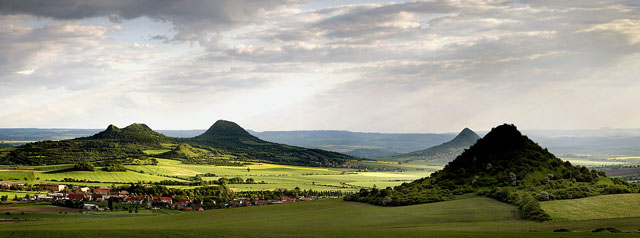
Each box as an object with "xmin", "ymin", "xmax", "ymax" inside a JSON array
[
  {"xmin": 0, "ymin": 120, "xmax": 356, "ymax": 167},
  {"xmin": 2, "ymin": 127, "xmax": 640, "ymax": 158}
]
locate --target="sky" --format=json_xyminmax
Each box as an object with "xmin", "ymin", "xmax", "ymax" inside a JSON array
[{"xmin": 0, "ymin": 0, "xmax": 639, "ymax": 133}]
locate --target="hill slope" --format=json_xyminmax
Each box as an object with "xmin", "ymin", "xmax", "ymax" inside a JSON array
[
  {"xmin": 385, "ymin": 128, "xmax": 479, "ymax": 164},
  {"xmin": 346, "ymin": 124, "xmax": 639, "ymax": 221},
  {"xmin": 188, "ymin": 120, "xmax": 357, "ymax": 167}
]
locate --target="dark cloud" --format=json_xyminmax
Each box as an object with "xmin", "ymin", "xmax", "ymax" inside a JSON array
[{"xmin": 0, "ymin": 0, "xmax": 307, "ymax": 41}]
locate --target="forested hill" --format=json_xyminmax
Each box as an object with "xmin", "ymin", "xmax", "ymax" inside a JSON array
[
  {"xmin": 81, "ymin": 123, "xmax": 169, "ymax": 144},
  {"xmin": 0, "ymin": 120, "xmax": 357, "ymax": 167},
  {"xmin": 384, "ymin": 128, "xmax": 480, "ymax": 164},
  {"xmin": 346, "ymin": 124, "xmax": 640, "ymax": 221},
  {"xmin": 187, "ymin": 120, "xmax": 357, "ymax": 166}
]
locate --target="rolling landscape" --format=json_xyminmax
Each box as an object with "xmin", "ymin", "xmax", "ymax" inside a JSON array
[{"xmin": 2, "ymin": 0, "xmax": 640, "ymax": 237}]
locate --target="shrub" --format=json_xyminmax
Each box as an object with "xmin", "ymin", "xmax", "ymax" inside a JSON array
[{"xmin": 73, "ymin": 162, "xmax": 94, "ymax": 171}]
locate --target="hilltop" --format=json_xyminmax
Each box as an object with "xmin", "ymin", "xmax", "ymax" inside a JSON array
[
  {"xmin": 346, "ymin": 124, "xmax": 640, "ymax": 221},
  {"xmin": 82, "ymin": 123, "xmax": 169, "ymax": 144},
  {"xmin": 384, "ymin": 128, "xmax": 479, "ymax": 164},
  {"xmin": 0, "ymin": 120, "xmax": 357, "ymax": 167}
]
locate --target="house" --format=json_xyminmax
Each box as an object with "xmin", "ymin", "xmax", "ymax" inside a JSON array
[
  {"xmin": 176, "ymin": 199, "xmax": 191, "ymax": 207},
  {"xmin": 35, "ymin": 194, "xmax": 54, "ymax": 201},
  {"xmin": 67, "ymin": 193, "xmax": 85, "ymax": 201},
  {"xmin": 254, "ymin": 200, "xmax": 269, "ymax": 206},
  {"xmin": 183, "ymin": 207, "xmax": 193, "ymax": 211},
  {"xmin": 280, "ymin": 196, "xmax": 296, "ymax": 203},
  {"xmin": 154, "ymin": 196, "xmax": 173, "ymax": 204},
  {"xmin": 94, "ymin": 187, "xmax": 112, "ymax": 195},
  {"xmin": 0, "ymin": 181, "xmax": 25, "ymax": 189},
  {"xmin": 79, "ymin": 187, "xmax": 91, "ymax": 193},
  {"xmin": 40, "ymin": 184, "xmax": 67, "ymax": 192},
  {"xmin": 195, "ymin": 206, "xmax": 205, "ymax": 211}
]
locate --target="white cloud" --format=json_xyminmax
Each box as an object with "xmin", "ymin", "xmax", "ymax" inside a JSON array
[{"xmin": 1, "ymin": 1, "xmax": 640, "ymax": 132}]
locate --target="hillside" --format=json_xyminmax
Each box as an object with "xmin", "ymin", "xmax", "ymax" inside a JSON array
[
  {"xmin": 346, "ymin": 124, "xmax": 640, "ymax": 221},
  {"xmin": 188, "ymin": 120, "xmax": 357, "ymax": 166},
  {"xmin": 0, "ymin": 124, "xmax": 166, "ymax": 165},
  {"xmin": 157, "ymin": 143, "xmax": 245, "ymax": 166},
  {"xmin": 385, "ymin": 128, "xmax": 480, "ymax": 164},
  {"xmin": 0, "ymin": 120, "xmax": 358, "ymax": 167},
  {"xmin": 250, "ymin": 130, "xmax": 454, "ymax": 157}
]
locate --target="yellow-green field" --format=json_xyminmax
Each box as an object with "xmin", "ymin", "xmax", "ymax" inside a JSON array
[
  {"xmin": 540, "ymin": 194, "xmax": 640, "ymax": 221},
  {"xmin": 561, "ymin": 158, "xmax": 626, "ymax": 166},
  {"xmin": 129, "ymin": 159, "xmax": 429, "ymax": 191},
  {"xmin": 0, "ymin": 159, "xmax": 433, "ymax": 192}
]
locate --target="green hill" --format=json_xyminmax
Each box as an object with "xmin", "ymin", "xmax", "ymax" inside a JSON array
[
  {"xmin": 82, "ymin": 123, "xmax": 169, "ymax": 145},
  {"xmin": 0, "ymin": 120, "xmax": 357, "ymax": 167},
  {"xmin": 346, "ymin": 124, "xmax": 640, "ymax": 221},
  {"xmin": 385, "ymin": 128, "xmax": 479, "ymax": 164},
  {"xmin": 187, "ymin": 120, "xmax": 357, "ymax": 166},
  {"xmin": 0, "ymin": 124, "xmax": 168, "ymax": 165}
]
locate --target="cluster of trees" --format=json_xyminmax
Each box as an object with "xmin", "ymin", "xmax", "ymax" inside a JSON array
[
  {"xmin": 236, "ymin": 187, "xmax": 347, "ymax": 200},
  {"xmin": 218, "ymin": 177, "xmax": 259, "ymax": 184},
  {"xmin": 104, "ymin": 163, "xmax": 126, "ymax": 172},
  {"xmin": 53, "ymin": 199, "xmax": 84, "ymax": 209},
  {"xmin": 73, "ymin": 162, "xmax": 94, "ymax": 171}
]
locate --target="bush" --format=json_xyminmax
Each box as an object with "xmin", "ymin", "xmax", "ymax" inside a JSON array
[
  {"xmin": 104, "ymin": 163, "xmax": 126, "ymax": 172},
  {"xmin": 73, "ymin": 162, "xmax": 94, "ymax": 171}
]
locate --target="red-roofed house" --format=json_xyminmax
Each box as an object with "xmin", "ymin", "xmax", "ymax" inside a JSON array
[{"xmin": 94, "ymin": 187, "xmax": 112, "ymax": 195}]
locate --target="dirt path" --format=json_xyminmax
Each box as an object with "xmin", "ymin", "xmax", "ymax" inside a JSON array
[{"xmin": 0, "ymin": 205, "xmax": 80, "ymax": 213}]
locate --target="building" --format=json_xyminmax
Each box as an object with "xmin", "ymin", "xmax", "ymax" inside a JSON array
[
  {"xmin": 79, "ymin": 187, "xmax": 91, "ymax": 193},
  {"xmin": 154, "ymin": 196, "xmax": 173, "ymax": 204},
  {"xmin": 0, "ymin": 181, "xmax": 25, "ymax": 189},
  {"xmin": 40, "ymin": 184, "xmax": 67, "ymax": 192},
  {"xmin": 83, "ymin": 204, "xmax": 99, "ymax": 210},
  {"xmin": 94, "ymin": 187, "xmax": 112, "ymax": 194}
]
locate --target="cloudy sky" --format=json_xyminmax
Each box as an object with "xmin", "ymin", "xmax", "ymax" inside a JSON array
[{"xmin": 0, "ymin": 0, "xmax": 639, "ymax": 133}]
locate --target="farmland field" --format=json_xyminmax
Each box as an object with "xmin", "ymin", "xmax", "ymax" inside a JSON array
[
  {"xmin": 540, "ymin": 194, "xmax": 640, "ymax": 221},
  {"xmin": 0, "ymin": 158, "xmax": 433, "ymax": 191},
  {"xmin": 1, "ymin": 196, "xmax": 639, "ymax": 237}
]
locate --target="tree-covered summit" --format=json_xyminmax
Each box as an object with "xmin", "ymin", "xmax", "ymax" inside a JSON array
[
  {"xmin": 346, "ymin": 124, "xmax": 639, "ymax": 221},
  {"xmin": 194, "ymin": 120, "xmax": 257, "ymax": 140},
  {"xmin": 82, "ymin": 123, "xmax": 168, "ymax": 144}
]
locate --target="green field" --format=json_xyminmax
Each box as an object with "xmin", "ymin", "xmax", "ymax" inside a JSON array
[
  {"xmin": 0, "ymin": 159, "xmax": 433, "ymax": 191},
  {"xmin": 0, "ymin": 196, "xmax": 639, "ymax": 237},
  {"xmin": 540, "ymin": 194, "xmax": 640, "ymax": 221}
]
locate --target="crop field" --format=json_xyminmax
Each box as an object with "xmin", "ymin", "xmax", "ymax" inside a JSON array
[
  {"xmin": 0, "ymin": 159, "xmax": 432, "ymax": 191},
  {"xmin": 560, "ymin": 158, "xmax": 627, "ymax": 166},
  {"xmin": 540, "ymin": 194, "xmax": 640, "ymax": 221},
  {"xmin": 0, "ymin": 197, "xmax": 639, "ymax": 237}
]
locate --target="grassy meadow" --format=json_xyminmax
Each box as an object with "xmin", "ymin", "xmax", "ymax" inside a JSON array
[
  {"xmin": 1, "ymin": 196, "xmax": 639, "ymax": 237},
  {"xmin": 540, "ymin": 194, "xmax": 640, "ymax": 221}
]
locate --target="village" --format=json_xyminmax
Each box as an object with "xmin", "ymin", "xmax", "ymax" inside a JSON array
[{"xmin": 1, "ymin": 181, "xmax": 323, "ymax": 212}]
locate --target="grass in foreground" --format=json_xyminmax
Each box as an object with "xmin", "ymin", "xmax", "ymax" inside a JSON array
[
  {"xmin": 540, "ymin": 194, "xmax": 640, "ymax": 221},
  {"xmin": 0, "ymin": 197, "xmax": 639, "ymax": 237}
]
